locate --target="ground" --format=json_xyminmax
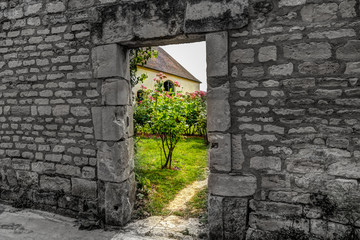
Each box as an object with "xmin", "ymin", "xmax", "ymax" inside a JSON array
[{"xmin": 0, "ymin": 202, "xmax": 206, "ymax": 240}]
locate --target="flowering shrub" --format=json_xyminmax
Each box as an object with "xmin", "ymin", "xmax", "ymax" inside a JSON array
[{"xmin": 134, "ymin": 73, "xmax": 207, "ymax": 169}]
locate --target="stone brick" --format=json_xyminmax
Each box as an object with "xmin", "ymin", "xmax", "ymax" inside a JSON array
[
  {"xmin": 16, "ymin": 171, "xmax": 38, "ymax": 186},
  {"xmin": 97, "ymin": 139, "xmax": 133, "ymax": 182},
  {"xmin": 53, "ymin": 105, "xmax": 70, "ymax": 116},
  {"xmin": 40, "ymin": 175, "xmax": 71, "ymax": 193},
  {"xmin": 82, "ymin": 166, "xmax": 96, "ymax": 179},
  {"xmin": 279, "ymin": 0, "xmax": 305, "ymax": 8},
  {"xmin": 245, "ymin": 134, "xmax": 277, "ymax": 142},
  {"xmin": 263, "ymin": 80, "xmax": 279, "ymax": 87},
  {"xmin": 328, "ymin": 160, "xmax": 360, "ymax": 179},
  {"xmin": 336, "ymin": 40, "xmax": 360, "ymax": 61},
  {"xmin": 70, "ymin": 106, "xmax": 90, "ymax": 117},
  {"xmin": 68, "ymin": 0, "xmax": 94, "ymax": 9},
  {"xmin": 11, "ymin": 106, "xmax": 30, "ymax": 116},
  {"xmin": 284, "ymin": 42, "xmax": 332, "ymax": 61},
  {"xmin": 242, "ymin": 67, "xmax": 264, "ymax": 77},
  {"xmin": 230, "ymin": 48, "xmax": 254, "ymax": 63},
  {"xmin": 232, "ymin": 134, "xmax": 245, "ymax": 171},
  {"xmin": 250, "ymin": 90, "xmax": 267, "ymax": 98},
  {"xmin": 298, "ymin": 62, "xmax": 340, "ymax": 75},
  {"xmin": 315, "ymin": 89, "xmax": 342, "ymax": 98},
  {"xmin": 339, "ymin": 0, "xmax": 356, "ymax": 18},
  {"xmin": 301, "ymin": 3, "xmax": 338, "ymax": 22},
  {"xmin": 71, "ymin": 178, "xmax": 97, "ymax": 199},
  {"xmin": 259, "ymin": 46, "xmax": 277, "ymax": 62},
  {"xmin": 311, "ymin": 220, "xmax": 347, "ymax": 237},
  {"xmin": 249, "ymin": 213, "xmax": 309, "ymax": 232},
  {"xmin": 208, "ymin": 133, "xmax": 231, "ymax": 172},
  {"xmin": 345, "ymin": 62, "xmax": 360, "ymax": 74},
  {"xmin": 55, "ymin": 165, "xmax": 81, "ymax": 177},
  {"xmin": 46, "ymin": 2, "xmax": 66, "ymax": 13},
  {"xmin": 239, "ymin": 124, "xmax": 261, "ymax": 132},
  {"xmin": 92, "ymin": 44, "xmax": 129, "ymax": 79},
  {"xmin": 308, "ymin": 29, "xmax": 356, "ymax": 39},
  {"xmin": 208, "ymin": 173, "xmax": 257, "ymax": 197},
  {"xmin": 207, "ymin": 82, "xmax": 230, "ymax": 132},
  {"xmin": 282, "ymin": 78, "xmax": 315, "ymax": 89},
  {"xmin": 92, "ymin": 106, "xmax": 129, "ymax": 141},
  {"xmin": 206, "ymin": 31, "xmax": 228, "ymax": 77},
  {"xmin": 25, "ymin": 3, "xmax": 42, "ymax": 16},
  {"xmin": 32, "ymin": 162, "xmax": 55, "ymax": 173},
  {"xmin": 224, "ymin": 198, "xmax": 248, "ymax": 239},
  {"xmin": 102, "ymin": 79, "xmax": 130, "ymax": 106},
  {"xmin": 250, "ymin": 156, "xmax": 282, "ymax": 171},
  {"xmin": 264, "ymin": 125, "xmax": 285, "ymax": 134},
  {"xmin": 208, "ymin": 195, "xmax": 223, "ymax": 240}
]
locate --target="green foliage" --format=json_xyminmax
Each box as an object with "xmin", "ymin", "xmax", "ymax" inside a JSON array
[
  {"xmin": 133, "ymin": 137, "xmax": 208, "ymax": 217},
  {"xmin": 129, "ymin": 47, "xmax": 158, "ymax": 87},
  {"xmin": 134, "ymin": 73, "xmax": 207, "ymax": 169}
]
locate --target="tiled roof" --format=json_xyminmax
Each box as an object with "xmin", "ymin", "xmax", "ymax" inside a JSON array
[{"xmin": 143, "ymin": 47, "xmax": 201, "ymax": 83}]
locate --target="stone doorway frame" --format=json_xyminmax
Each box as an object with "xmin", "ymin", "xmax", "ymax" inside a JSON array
[{"xmin": 90, "ymin": 31, "xmax": 230, "ymax": 226}]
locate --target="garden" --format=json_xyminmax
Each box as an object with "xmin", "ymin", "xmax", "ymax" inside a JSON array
[{"xmin": 131, "ymin": 54, "xmax": 209, "ymax": 220}]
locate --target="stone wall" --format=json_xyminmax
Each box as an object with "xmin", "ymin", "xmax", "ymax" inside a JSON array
[
  {"xmin": 0, "ymin": 0, "xmax": 249, "ymax": 227},
  {"xmin": 1, "ymin": 0, "xmax": 360, "ymax": 238},
  {"xmin": 207, "ymin": 0, "xmax": 360, "ymax": 239}
]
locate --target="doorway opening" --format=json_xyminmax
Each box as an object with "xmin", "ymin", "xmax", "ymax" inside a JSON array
[{"xmin": 131, "ymin": 41, "xmax": 209, "ymax": 222}]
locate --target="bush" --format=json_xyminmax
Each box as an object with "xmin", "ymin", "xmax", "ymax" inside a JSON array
[{"xmin": 134, "ymin": 73, "xmax": 207, "ymax": 169}]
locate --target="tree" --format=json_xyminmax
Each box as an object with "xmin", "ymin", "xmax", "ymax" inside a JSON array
[
  {"xmin": 129, "ymin": 47, "xmax": 158, "ymax": 87},
  {"xmin": 135, "ymin": 73, "xmax": 187, "ymax": 169}
]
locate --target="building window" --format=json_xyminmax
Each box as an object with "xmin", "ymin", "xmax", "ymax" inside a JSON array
[
  {"xmin": 137, "ymin": 90, "xmax": 144, "ymax": 102},
  {"xmin": 164, "ymin": 80, "xmax": 175, "ymax": 92}
]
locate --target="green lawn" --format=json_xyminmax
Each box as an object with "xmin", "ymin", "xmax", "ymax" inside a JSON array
[{"xmin": 134, "ymin": 136, "xmax": 208, "ymax": 217}]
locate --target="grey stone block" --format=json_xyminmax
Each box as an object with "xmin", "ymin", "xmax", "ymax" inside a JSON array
[
  {"xmin": 102, "ymin": 79, "xmax": 130, "ymax": 106},
  {"xmin": 206, "ymin": 32, "xmax": 228, "ymax": 77},
  {"xmin": 92, "ymin": 44, "xmax": 129, "ymax": 79},
  {"xmin": 284, "ymin": 42, "xmax": 332, "ymax": 61},
  {"xmin": 40, "ymin": 176, "xmax": 71, "ymax": 193},
  {"xmin": 185, "ymin": 0, "xmax": 248, "ymax": 33},
  {"xmin": 96, "ymin": 139, "xmax": 133, "ymax": 183},
  {"xmin": 232, "ymin": 134, "xmax": 245, "ymax": 171},
  {"xmin": 92, "ymin": 106, "xmax": 129, "ymax": 141},
  {"xmin": 104, "ymin": 175, "xmax": 136, "ymax": 226},
  {"xmin": 301, "ymin": 3, "xmax": 338, "ymax": 22},
  {"xmin": 208, "ymin": 195, "xmax": 223, "ymax": 240},
  {"xmin": 207, "ymin": 82, "xmax": 230, "ymax": 132},
  {"xmin": 336, "ymin": 40, "xmax": 360, "ymax": 61},
  {"xmin": 224, "ymin": 198, "xmax": 248, "ymax": 240},
  {"xmin": 208, "ymin": 133, "xmax": 231, "ymax": 172},
  {"xmin": 71, "ymin": 178, "xmax": 97, "ymax": 199},
  {"xmin": 208, "ymin": 173, "xmax": 257, "ymax": 197}
]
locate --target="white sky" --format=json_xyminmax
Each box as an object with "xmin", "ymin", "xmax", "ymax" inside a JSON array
[{"xmin": 161, "ymin": 41, "xmax": 207, "ymax": 91}]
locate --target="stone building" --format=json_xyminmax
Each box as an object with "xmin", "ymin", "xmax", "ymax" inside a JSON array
[
  {"xmin": 0, "ymin": 0, "xmax": 359, "ymax": 239},
  {"xmin": 133, "ymin": 47, "xmax": 201, "ymax": 98}
]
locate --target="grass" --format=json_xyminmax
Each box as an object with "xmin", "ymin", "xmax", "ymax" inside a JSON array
[{"xmin": 134, "ymin": 136, "xmax": 208, "ymax": 217}]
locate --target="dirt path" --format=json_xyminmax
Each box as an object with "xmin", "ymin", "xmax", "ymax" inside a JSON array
[{"xmin": 166, "ymin": 179, "xmax": 207, "ymax": 212}]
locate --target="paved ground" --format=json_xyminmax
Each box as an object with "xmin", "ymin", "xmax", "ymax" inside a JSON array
[{"xmin": 0, "ymin": 204, "xmax": 207, "ymax": 240}]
